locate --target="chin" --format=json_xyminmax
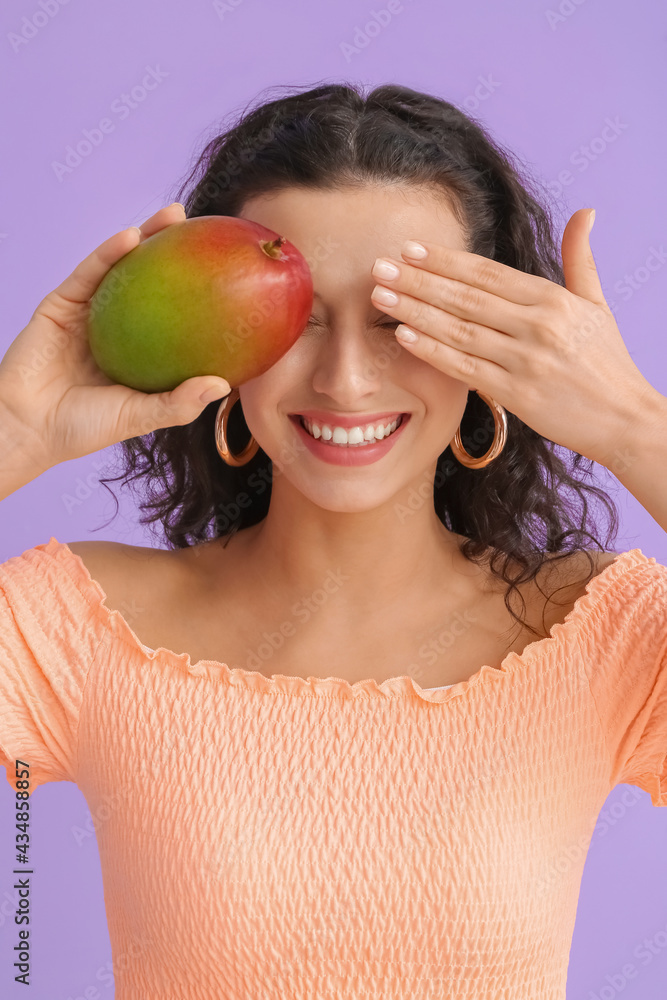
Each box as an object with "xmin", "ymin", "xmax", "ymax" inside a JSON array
[{"xmin": 284, "ymin": 473, "xmax": 405, "ymax": 514}]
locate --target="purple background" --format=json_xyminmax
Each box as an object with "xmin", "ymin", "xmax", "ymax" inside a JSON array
[{"xmin": 1, "ymin": 0, "xmax": 667, "ymax": 995}]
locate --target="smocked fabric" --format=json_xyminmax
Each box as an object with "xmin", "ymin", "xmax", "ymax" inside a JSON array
[{"xmin": 0, "ymin": 536, "xmax": 665, "ymax": 999}]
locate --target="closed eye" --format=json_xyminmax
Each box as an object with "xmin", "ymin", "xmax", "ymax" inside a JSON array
[{"xmin": 304, "ymin": 319, "xmax": 399, "ymax": 332}]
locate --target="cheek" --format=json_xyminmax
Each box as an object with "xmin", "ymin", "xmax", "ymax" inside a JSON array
[
  {"xmin": 237, "ymin": 379, "xmax": 277, "ymax": 439},
  {"xmin": 397, "ymin": 357, "xmax": 469, "ymax": 436},
  {"xmin": 397, "ymin": 348, "xmax": 463, "ymax": 398},
  {"xmin": 238, "ymin": 351, "xmax": 308, "ymax": 438},
  {"xmin": 240, "ymin": 333, "xmax": 314, "ymax": 402}
]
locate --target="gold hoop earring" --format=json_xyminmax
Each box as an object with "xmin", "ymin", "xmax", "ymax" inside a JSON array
[
  {"xmin": 449, "ymin": 390, "xmax": 508, "ymax": 469},
  {"xmin": 215, "ymin": 387, "xmax": 507, "ymax": 470},
  {"xmin": 215, "ymin": 387, "xmax": 260, "ymax": 467}
]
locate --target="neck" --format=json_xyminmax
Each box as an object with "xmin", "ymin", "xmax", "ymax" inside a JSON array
[{"xmin": 230, "ymin": 470, "xmax": 478, "ymax": 622}]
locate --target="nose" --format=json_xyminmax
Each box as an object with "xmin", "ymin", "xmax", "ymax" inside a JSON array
[{"xmin": 309, "ymin": 322, "xmax": 400, "ymax": 405}]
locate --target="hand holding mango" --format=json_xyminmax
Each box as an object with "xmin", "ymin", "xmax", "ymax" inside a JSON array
[{"xmin": 87, "ymin": 215, "xmax": 314, "ymax": 393}]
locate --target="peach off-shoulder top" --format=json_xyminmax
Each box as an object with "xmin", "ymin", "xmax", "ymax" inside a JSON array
[{"xmin": 0, "ymin": 537, "xmax": 666, "ymax": 999}]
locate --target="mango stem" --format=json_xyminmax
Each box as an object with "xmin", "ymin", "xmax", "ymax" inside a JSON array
[{"xmin": 260, "ymin": 236, "xmax": 287, "ymax": 259}]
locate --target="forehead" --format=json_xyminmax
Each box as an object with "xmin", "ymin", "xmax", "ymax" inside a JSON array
[{"xmin": 236, "ymin": 184, "xmax": 467, "ymax": 298}]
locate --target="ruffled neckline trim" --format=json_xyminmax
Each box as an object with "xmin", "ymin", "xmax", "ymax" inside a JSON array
[{"xmin": 41, "ymin": 538, "xmax": 655, "ymax": 703}]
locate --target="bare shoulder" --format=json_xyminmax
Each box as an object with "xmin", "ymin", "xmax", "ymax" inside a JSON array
[
  {"xmin": 590, "ymin": 549, "xmax": 621, "ymax": 573},
  {"xmin": 549, "ymin": 547, "xmax": 619, "ymax": 580},
  {"xmin": 66, "ymin": 540, "xmax": 177, "ymax": 614},
  {"xmin": 537, "ymin": 547, "xmax": 620, "ymax": 616},
  {"xmin": 65, "ymin": 535, "xmax": 233, "ymax": 601},
  {"xmin": 66, "ymin": 539, "xmax": 169, "ymax": 575}
]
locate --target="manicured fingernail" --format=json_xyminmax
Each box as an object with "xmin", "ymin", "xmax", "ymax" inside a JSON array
[
  {"xmin": 169, "ymin": 202, "xmax": 185, "ymax": 211},
  {"xmin": 587, "ymin": 209, "xmax": 596, "ymax": 233},
  {"xmin": 395, "ymin": 325, "xmax": 418, "ymax": 343},
  {"xmin": 200, "ymin": 382, "xmax": 230, "ymax": 404},
  {"xmin": 402, "ymin": 241, "xmax": 427, "ymax": 259},
  {"xmin": 372, "ymin": 285, "xmax": 399, "ymax": 305},
  {"xmin": 372, "ymin": 258, "xmax": 400, "ymax": 280}
]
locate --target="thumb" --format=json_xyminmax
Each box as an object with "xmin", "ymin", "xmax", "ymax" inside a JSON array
[
  {"xmin": 135, "ymin": 376, "xmax": 232, "ymax": 433},
  {"xmin": 194, "ymin": 377, "xmax": 233, "ymax": 406},
  {"xmin": 561, "ymin": 208, "xmax": 606, "ymax": 303}
]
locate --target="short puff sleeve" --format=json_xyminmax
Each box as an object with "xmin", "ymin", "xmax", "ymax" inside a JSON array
[
  {"xmin": 0, "ymin": 537, "xmax": 107, "ymax": 796},
  {"xmin": 583, "ymin": 551, "xmax": 667, "ymax": 807}
]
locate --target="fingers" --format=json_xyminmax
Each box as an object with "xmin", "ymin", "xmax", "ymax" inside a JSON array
[
  {"xmin": 52, "ymin": 203, "xmax": 187, "ymax": 306},
  {"xmin": 127, "ymin": 375, "xmax": 231, "ymax": 436},
  {"xmin": 51, "ymin": 226, "xmax": 142, "ymax": 305},
  {"xmin": 136, "ymin": 202, "xmax": 186, "ymax": 241}
]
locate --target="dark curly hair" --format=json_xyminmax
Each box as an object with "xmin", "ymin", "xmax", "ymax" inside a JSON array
[{"xmin": 97, "ymin": 79, "xmax": 620, "ymax": 641}]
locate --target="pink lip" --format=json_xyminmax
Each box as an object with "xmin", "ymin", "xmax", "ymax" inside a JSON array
[
  {"xmin": 289, "ymin": 413, "xmax": 411, "ymax": 467},
  {"xmin": 290, "ymin": 409, "xmax": 407, "ymax": 429}
]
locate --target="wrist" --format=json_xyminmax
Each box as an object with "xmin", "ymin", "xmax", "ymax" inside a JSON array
[
  {"xmin": 0, "ymin": 400, "xmax": 52, "ymax": 500},
  {"xmin": 598, "ymin": 380, "xmax": 667, "ymax": 477}
]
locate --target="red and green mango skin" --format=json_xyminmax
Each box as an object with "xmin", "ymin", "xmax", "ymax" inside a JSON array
[{"xmin": 88, "ymin": 215, "xmax": 314, "ymax": 393}]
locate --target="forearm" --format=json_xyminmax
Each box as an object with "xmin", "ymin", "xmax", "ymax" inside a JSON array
[
  {"xmin": 602, "ymin": 385, "xmax": 667, "ymax": 534},
  {"xmin": 0, "ymin": 405, "xmax": 50, "ymax": 501}
]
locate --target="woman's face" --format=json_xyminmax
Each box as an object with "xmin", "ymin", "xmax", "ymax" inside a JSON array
[{"xmin": 236, "ymin": 184, "xmax": 471, "ymax": 513}]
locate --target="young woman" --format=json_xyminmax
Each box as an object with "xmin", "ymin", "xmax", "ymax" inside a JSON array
[{"xmin": 1, "ymin": 82, "xmax": 666, "ymax": 998}]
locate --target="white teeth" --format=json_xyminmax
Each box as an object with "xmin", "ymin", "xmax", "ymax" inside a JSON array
[{"xmin": 301, "ymin": 416, "xmax": 402, "ymax": 446}]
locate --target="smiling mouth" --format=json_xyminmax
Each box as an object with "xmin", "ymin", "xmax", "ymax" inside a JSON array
[{"xmin": 291, "ymin": 413, "xmax": 409, "ymax": 447}]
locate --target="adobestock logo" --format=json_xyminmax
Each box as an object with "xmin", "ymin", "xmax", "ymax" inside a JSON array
[
  {"xmin": 212, "ymin": 0, "xmax": 247, "ymax": 18},
  {"xmin": 186, "ymin": 121, "xmax": 292, "ymax": 214},
  {"xmin": 239, "ymin": 566, "xmax": 350, "ymax": 674},
  {"xmin": 8, "ymin": 0, "xmax": 74, "ymax": 54},
  {"xmin": 545, "ymin": 0, "xmax": 590, "ymax": 31},
  {"xmin": 545, "ymin": 116, "xmax": 629, "ymax": 200},
  {"xmin": 51, "ymin": 65, "xmax": 169, "ymax": 182},
  {"xmin": 609, "ymin": 244, "xmax": 667, "ymax": 308},
  {"xmin": 460, "ymin": 74, "xmax": 501, "ymax": 113},
  {"xmin": 340, "ymin": 0, "xmax": 416, "ymax": 63}
]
